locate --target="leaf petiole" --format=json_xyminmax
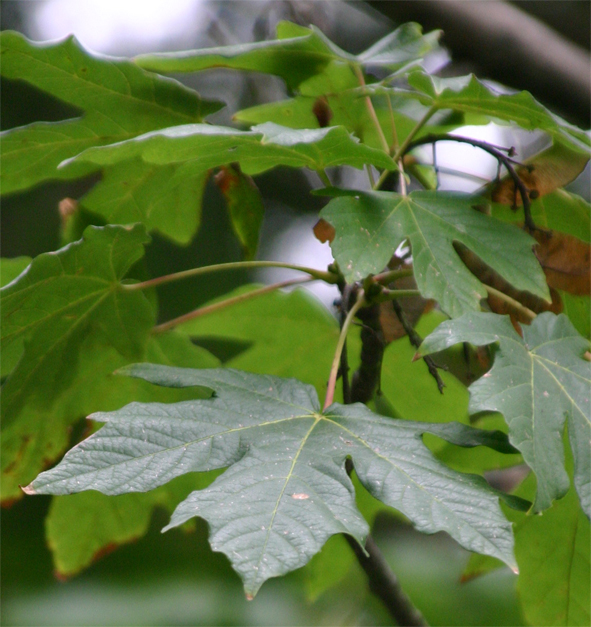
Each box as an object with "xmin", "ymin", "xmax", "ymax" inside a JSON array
[
  {"xmin": 152, "ymin": 277, "xmax": 312, "ymax": 334},
  {"xmin": 324, "ymin": 289, "xmax": 366, "ymax": 410},
  {"xmin": 123, "ymin": 260, "xmax": 339, "ymax": 292}
]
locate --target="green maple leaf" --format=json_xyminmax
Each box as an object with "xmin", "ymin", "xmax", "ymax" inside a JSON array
[
  {"xmin": 319, "ymin": 189, "xmax": 549, "ymax": 318},
  {"xmin": 420, "ymin": 312, "xmax": 591, "ymax": 517},
  {"xmin": 60, "ymin": 122, "xmax": 397, "ymax": 173},
  {"xmin": 0, "ymin": 31, "xmax": 221, "ymax": 194},
  {"xmin": 26, "ymin": 366, "xmax": 523, "ymax": 597},
  {"xmin": 403, "ymin": 72, "xmax": 590, "ymax": 153},
  {"xmin": 135, "ymin": 21, "xmax": 441, "ymax": 90},
  {"xmin": 0, "ymin": 225, "xmax": 154, "ymax": 424}
]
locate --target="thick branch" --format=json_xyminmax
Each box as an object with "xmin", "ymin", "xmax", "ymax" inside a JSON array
[
  {"xmin": 367, "ymin": 0, "xmax": 591, "ymax": 126},
  {"xmin": 344, "ymin": 521, "xmax": 428, "ymax": 626}
]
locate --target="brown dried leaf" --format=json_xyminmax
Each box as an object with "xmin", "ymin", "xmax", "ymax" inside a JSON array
[
  {"xmin": 491, "ymin": 142, "xmax": 589, "ymax": 206},
  {"xmin": 457, "ymin": 245, "xmax": 562, "ymax": 326},
  {"xmin": 533, "ymin": 229, "xmax": 591, "ymax": 295}
]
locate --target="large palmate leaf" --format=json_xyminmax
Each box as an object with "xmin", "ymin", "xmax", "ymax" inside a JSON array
[
  {"xmin": 420, "ymin": 312, "xmax": 591, "ymax": 516},
  {"xmin": 319, "ymin": 189, "xmax": 549, "ymax": 318},
  {"xmin": 402, "ymin": 72, "xmax": 590, "ymax": 153},
  {"xmin": 61, "ymin": 122, "xmax": 397, "ymax": 174},
  {"xmin": 0, "ymin": 225, "xmax": 154, "ymax": 424},
  {"xmin": 135, "ymin": 21, "xmax": 440, "ymax": 90},
  {"xmin": 26, "ymin": 366, "xmax": 520, "ymax": 597},
  {"xmin": 0, "ymin": 31, "xmax": 220, "ymax": 194}
]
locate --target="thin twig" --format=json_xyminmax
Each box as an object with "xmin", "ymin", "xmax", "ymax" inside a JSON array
[
  {"xmin": 404, "ymin": 134, "xmax": 537, "ymax": 231},
  {"xmin": 391, "ymin": 299, "xmax": 446, "ymax": 394},
  {"xmin": 483, "ymin": 283, "xmax": 537, "ymax": 322},
  {"xmin": 152, "ymin": 278, "xmax": 310, "ymax": 334},
  {"xmin": 339, "ymin": 284, "xmax": 353, "ymax": 405},
  {"xmin": 354, "ymin": 64, "xmax": 391, "ymax": 155}
]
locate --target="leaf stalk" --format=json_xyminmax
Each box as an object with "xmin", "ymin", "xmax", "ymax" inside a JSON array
[
  {"xmin": 152, "ymin": 277, "xmax": 311, "ymax": 334},
  {"xmin": 323, "ymin": 289, "xmax": 366, "ymax": 410},
  {"xmin": 123, "ymin": 260, "xmax": 339, "ymax": 292}
]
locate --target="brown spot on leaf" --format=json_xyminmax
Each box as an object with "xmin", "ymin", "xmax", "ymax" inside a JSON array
[
  {"xmin": 313, "ymin": 218, "xmax": 336, "ymax": 243},
  {"xmin": 312, "ymin": 96, "xmax": 333, "ymax": 128}
]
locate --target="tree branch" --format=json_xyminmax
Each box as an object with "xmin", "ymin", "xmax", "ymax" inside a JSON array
[
  {"xmin": 344, "ymin": 532, "xmax": 429, "ymax": 627},
  {"xmin": 367, "ymin": 0, "xmax": 590, "ymax": 126}
]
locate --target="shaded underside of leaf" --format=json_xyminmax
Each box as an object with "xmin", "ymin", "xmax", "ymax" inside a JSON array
[
  {"xmin": 319, "ymin": 189, "xmax": 549, "ymax": 317},
  {"xmin": 421, "ymin": 312, "xmax": 591, "ymax": 516}
]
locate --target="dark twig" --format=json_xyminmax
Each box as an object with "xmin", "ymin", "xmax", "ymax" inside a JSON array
[
  {"xmin": 404, "ymin": 134, "xmax": 537, "ymax": 231},
  {"xmin": 344, "ymin": 532, "xmax": 429, "ymax": 627},
  {"xmin": 391, "ymin": 299, "xmax": 446, "ymax": 394}
]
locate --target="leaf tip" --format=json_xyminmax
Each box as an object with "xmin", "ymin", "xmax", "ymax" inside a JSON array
[
  {"xmin": 412, "ymin": 350, "xmax": 422, "ymax": 362},
  {"xmin": 245, "ymin": 592, "xmax": 254, "ymax": 601},
  {"xmin": 20, "ymin": 483, "xmax": 36, "ymax": 495}
]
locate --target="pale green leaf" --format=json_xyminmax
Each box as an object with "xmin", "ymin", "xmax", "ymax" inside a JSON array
[
  {"xmin": 80, "ymin": 159, "xmax": 208, "ymax": 244},
  {"xmin": 0, "ymin": 225, "xmax": 154, "ymax": 424},
  {"xmin": 61, "ymin": 122, "xmax": 397, "ymax": 173},
  {"xmin": 420, "ymin": 312, "xmax": 591, "ymax": 516},
  {"xmin": 405, "ymin": 72, "xmax": 590, "ymax": 153},
  {"xmin": 135, "ymin": 21, "xmax": 440, "ymax": 89},
  {"xmin": 0, "ymin": 30, "xmax": 221, "ymax": 194}
]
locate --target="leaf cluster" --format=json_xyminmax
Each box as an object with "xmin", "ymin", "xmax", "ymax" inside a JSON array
[{"xmin": 1, "ymin": 19, "xmax": 589, "ymax": 624}]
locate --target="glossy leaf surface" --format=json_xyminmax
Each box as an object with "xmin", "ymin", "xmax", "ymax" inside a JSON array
[
  {"xmin": 420, "ymin": 312, "xmax": 591, "ymax": 516},
  {"xmin": 319, "ymin": 189, "xmax": 549, "ymax": 317},
  {"xmin": 26, "ymin": 366, "xmax": 518, "ymax": 596},
  {"xmin": 61, "ymin": 122, "xmax": 397, "ymax": 174}
]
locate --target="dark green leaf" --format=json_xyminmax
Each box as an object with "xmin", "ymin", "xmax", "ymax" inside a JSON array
[
  {"xmin": 27, "ymin": 366, "xmax": 517, "ymax": 597},
  {"xmin": 0, "ymin": 31, "xmax": 221, "ymax": 194},
  {"xmin": 214, "ymin": 165, "xmax": 264, "ymax": 259},
  {"xmin": 135, "ymin": 21, "xmax": 440, "ymax": 90},
  {"xmin": 0, "ymin": 225, "xmax": 154, "ymax": 424},
  {"xmin": 319, "ymin": 189, "xmax": 549, "ymax": 317},
  {"xmin": 420, "ymin": 312, "xmax": 591, "ymax": 516},
  {"xmin": 61, "ymin": 122, "xmax": 397, "ymax": 174}
]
